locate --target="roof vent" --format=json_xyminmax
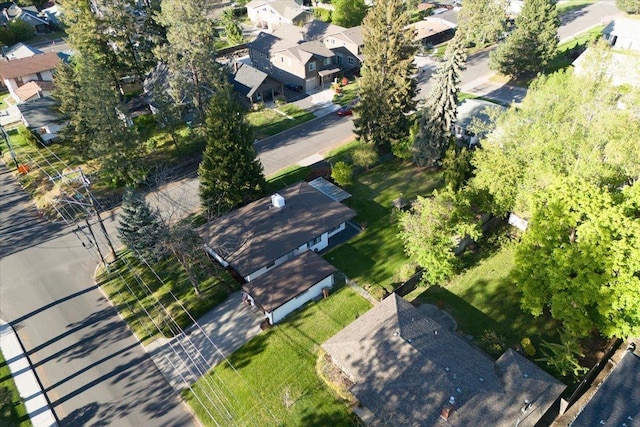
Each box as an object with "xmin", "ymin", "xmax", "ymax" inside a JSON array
[
  {"xmin": 445, "ymin": 367, "xmax": 451, "ymax": 372},
  {"xmin": 479, "ymin": 377, "xmax": 485, "ymax": 383},
  {"xmin": 449, "ymin": 396, "xmax": 455, "ymax": 405},
  {"xmin": 271, "ymin": 193, "xmax": 285, "ymax": 208},
  {"xmin": 523, "ymin": 372, "xmax": 529, "ymax": 378}
]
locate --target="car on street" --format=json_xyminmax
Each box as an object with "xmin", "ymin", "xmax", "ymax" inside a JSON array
[{"xmin": 336, "ymin": 105, "xmax": 353, "ymax": 116}]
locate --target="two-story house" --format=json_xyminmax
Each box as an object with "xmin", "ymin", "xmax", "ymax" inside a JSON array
[
  {"xmin": 247, "ymin": 21, "xmax": 363, "ymax": 93},
  {"xmin": 0, "ymin": 52, "xmax": 60, "ymax": 103},
  {"xmin": 246, "ymin": 0, "xmax": 311, "ymax": 30}
]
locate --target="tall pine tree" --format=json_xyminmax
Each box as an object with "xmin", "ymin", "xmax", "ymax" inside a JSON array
[
  {"xmin": 413, "ymin": 33, "xmax": 466, "ymax": 167},
  {"xmin": 198, "ymin": 83, "xmax": 265, "ymax": 216},
  {"xmin": 489, "ymin": 0, "xmax": 559, "ymax": 78},
  {"xmin": 353, "ymin": 0, "xmax": 416, "ymax": 150}
]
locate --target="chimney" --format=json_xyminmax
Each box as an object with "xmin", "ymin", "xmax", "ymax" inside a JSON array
[
  {"xmin": 271, "ymin": 193, "xmax": 285, "ymax": 208},
  {"xmin": 441, "ymin": 396, "xmax": 456, "ymax": 421}
]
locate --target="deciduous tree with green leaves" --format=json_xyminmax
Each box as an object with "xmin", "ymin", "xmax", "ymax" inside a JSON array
[
  {"xmin": 471, "ymin": 57, "xmax": 640, "ymax": 217},
  {"xmin": 513, "ymin": 177, "xmax": 640, "ymax": 339},
  {"xmin": 353, "ymin": 0, "xmax": 416, "ymax": 150},
  {"xmin": 489, "ymin": 0, "xmax": 559, "ymax": 78},
  {"xmin": 331, "ymin": 0, "xmax": 368, "ymax": 28},
  {"xmin": 457, "ymin": 0, "xmax": 508, "ymax": 47},
  {"xmin": 198, "ymin": 83, "xmax": 265, "ymax": 216},
  {"xmin": 413, "ymin": 33, "xmax": 466, "ymax": 167},
  {"xmin": 616, "ymin": 0, "xmax": 640, "ymax": 13},
  {"xmin": 398, "ymin": 188, "xmax": 481, "ymax": 285}
]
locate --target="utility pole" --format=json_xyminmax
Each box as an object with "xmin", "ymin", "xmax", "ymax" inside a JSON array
[
  {"xmin": 78, "ymin": 169, "xmax": 117, "ymax": 260},
  {"xmin": 85, "ymin": 217, "xmax": 109, "ymax": 272}
]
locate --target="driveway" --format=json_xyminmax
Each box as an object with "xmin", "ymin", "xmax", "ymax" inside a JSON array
[{"xmin": 145, "ymin": 291, "xmax": 264, "ymax": 391}]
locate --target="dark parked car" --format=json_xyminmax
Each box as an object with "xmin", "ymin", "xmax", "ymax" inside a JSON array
[{"xmin": 336, "ymin": 105, "xmax": 353, "ymax": 116}]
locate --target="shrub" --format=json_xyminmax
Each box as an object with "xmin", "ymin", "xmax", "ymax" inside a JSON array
[
  {"xmin": 331, "ymin": 161, "xmax": 353, "ymax": 186},
  {"xmin": 314, "ymin": 8, "xmax": 332, "ymax": 22},
  {"xmin": 306, "ymin": 166, "xmax": 332, "ymax": 182},
  {"xmin": 482, "ymin": 329, "xmax": 506, "ymax": 357},
  {"xmin": 521, "ymin": 337, "xmax": 536, "ymax": 357},
  {"xmin": 352, "ymin": 143, "xmax": 378, "ymax": 170}
]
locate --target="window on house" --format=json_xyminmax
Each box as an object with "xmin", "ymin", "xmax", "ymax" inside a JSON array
[
  {"xmin": 266, "ymin": 260, "xmax": 275, "ymax": 269},
  {"xmin": 308, "ymin": 236, "xmax": 322, "ymax": 247},
  {"xmin": 331, "ymin": 38, "xmax": 335, "ymax": 44},
  {"xmin": 324, "ymin": 57, "xmax": 331, "ymax": 65},
  {"xmin": 336, "ymin": 54, "xmax": 343, "ymax": 65},
  {"xmin": 308, "ymin": 62, "xmax": 316, "ymax": 71},
  {"xmin": 348, "ymin": 56, "xmax": 355, "ymax": 66}
]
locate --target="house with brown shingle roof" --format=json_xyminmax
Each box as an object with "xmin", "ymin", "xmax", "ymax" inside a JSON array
[
  {"xmin": 323, "ymin": 294, "xmax": 566, "ymax": 426},
  {"xmin": 0, "ymin": 52, "xmax": 60, "ymax": 103},
  {"xmin": 199, "ymin": 180, "xmax": 357, "ymax": 324}
]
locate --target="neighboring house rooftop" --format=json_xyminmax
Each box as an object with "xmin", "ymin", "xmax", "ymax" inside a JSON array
[
  {"xmin": 199, "ymin": 181, "xmax": 356, "ymax": 279},
  {"xmin": 323, "ymin": 294, "xmax": 565, "ymax": 427},
  {"xmin": 13, "ymin": 80, "xmax": 53, "ymax": 103},
  {"xmin": 0, "ymin": 52, "xmax": 60, "ymax": 80},
  {"xmin": 603, "ymin": 17, "xmax": 640, "ymax": 43},
  {"xmin": 412, "ymin": 19, "xmax": 456, "ymax": 42},
  {"xmin": 273, "ymin": 21, "xmax": 346, "ymax": 43},
  {"xmin": 308, "ymin": 177, "xmax": 351, "ymax": 203},
  {"xmin": 242, "ymin": 250, "xmax": 336, "ymax": 313},
  {"xmin": 3, "ymin": 42, "xmax": 42, "ymax": 60},
  {"xmin": 327, "ymin": 25, "xmax": 363, "ymax": 46},
  {"xmin": 233, "ymin": 63, "xmax": 278, "ymax": 98},
  {"xmin": 570, "ymin": 342, "xmax": 640, "ymax": 426},
  {"xmin": 16, "ymin": 96, "xmax": 62, "ymax": 128},
  {"xmin": 268, "ymin": 0, "xmax": 307, "ymax": 20}
]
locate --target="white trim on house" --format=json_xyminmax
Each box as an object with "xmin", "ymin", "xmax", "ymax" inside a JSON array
[{"xmin": 267, "ymin": 274, "xmax": 333, "ymax": 324}]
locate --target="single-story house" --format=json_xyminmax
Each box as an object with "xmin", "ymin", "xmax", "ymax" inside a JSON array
[
  {"xmin": 199, "ymin": 181, "xmax": 356, "ymax": 282},
  {"xmin": 242, "ymin": 250, "xmax": 336, "ymax": 324},
  {"xmin": 0, "ymin": 52, "xmax": 60, "ymax": 103},
  {"xmin": 569, "ymin": 341, "xmax": 640, "ymax": 426},
  {"xmin": 16, "ymin": 96, "xmax": 65, "ymax": 143},
  {"xmin": 573, "ymin": 46, "xmax": 640, "ymax": 89},
  {"xmin": 602, "ymin": 18, "xmax": 640, "ymax": 52},
  {"xmin": 246, "ymin": 0, "xmax": 311, "ymax": 30},
  {"xmin": 322, "ymin": 294, "xmax": 566, "ymax": 426},
  {"xmin": 232, "ymin": 62, "xmax": 284, "ymax": 105},
  {"xmin": 3, "ymin": 42, "xmax": 42, "ymax": 60},
  {"xmin": 411, "ymin": 18, "xmax": 456, "ymax": 46}
]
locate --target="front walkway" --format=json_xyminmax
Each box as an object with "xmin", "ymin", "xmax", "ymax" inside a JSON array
[{"xmin": 145, "ymin": 291, "xmax": 264, "ymax": 391}]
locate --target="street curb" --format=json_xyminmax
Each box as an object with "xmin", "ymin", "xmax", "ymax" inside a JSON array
[{"xmin": 0, "ymin": 319, "xmax": 58, "ymax": 427}]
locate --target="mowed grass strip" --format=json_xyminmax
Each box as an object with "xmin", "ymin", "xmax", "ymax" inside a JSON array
[
  {"xmin": 97, "ymin": 251, "xmax": 234, "ymax": 343},
  {"xmin": 0, "ymin": 350, "xmax": 32, "ymax": 427},
  {"xmin": 325, "ymin": 159, "xmax": 443, "ymax": 298},
  {"xmin": 247, "ymin": 104, "xmax": 316, "ymax": 140},
  {"xmin": 184, "ymin": 285, "xmax": 371, "ymax": 427}
]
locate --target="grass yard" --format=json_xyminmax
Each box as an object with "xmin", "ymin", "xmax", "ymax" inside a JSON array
[
  {"xmin": 97, "ymin": 251, "xmax": 236, "ymax": 343},
  {"xmin": 184, "ymin": 284, "xmax": 371, "ymax": 427},
  {"xmin": 332, "ymin": 81, "xmax": 359, "ymax": 106},
  {"xmin": 247, "ymin": 104, "xmax": 316, "ymax": 140},
  {"xmin": 0, "ymin": 351, "xmax": 32, "ymax": 427},
  {"xmin": 556, "ymin": 0, "xmax": 597, "ymax": 14},
  {"xmin": 545, "ymin": 25, "xmax": 605, "ymax": 74},
  {"xmin": 412, "ymin": 242, "xmax": 560, "ymax": 357},
  {"xmin": 325, "ymin": 159, "xmax": 443, "ymax": 299}
]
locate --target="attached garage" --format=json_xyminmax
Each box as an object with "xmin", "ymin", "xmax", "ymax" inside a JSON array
[{"xmin": 242, "ymin": 250, "xmax": 336, "ymax": 325}]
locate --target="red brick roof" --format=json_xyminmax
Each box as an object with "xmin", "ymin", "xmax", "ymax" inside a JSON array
[{"xmin": 0, "ymin": 52, "xmax": 60, "ymax": 80}]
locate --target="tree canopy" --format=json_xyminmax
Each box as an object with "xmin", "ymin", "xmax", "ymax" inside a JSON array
[
  {"xmin": 413, "ymin": 33, "xmax": 466, "ymax": 167},
  {"xmin": 331, "ymin": 0, "xmax": 368, "ymax": 28},
  {"xmin": 353, "ymin": 0, "xmax": 416, "ymax": 149},
  {"xmin": 457, "ymin": 0, "xmax": 508, "ymax": 47},
  {"xmin": 198, "ymin": 83, "xmax": 265, "ymax": 216},
  {"xmin": 514, "ymin": 177, "xmax": 640, "ymax": 339},
  {"xmin": 118, "ymin": 188, "xmax": 164, "ymax": 261},
  {"xmin": 616, "ymin": 0, "xmax": 640, "ymax": 13},
  {"xmin": 489, "ymin": 0, "xmax": 559, "ymax": 77},
  {"xmin": 471, "ymin": 58, "xmax": 640, "ymax": 217}
]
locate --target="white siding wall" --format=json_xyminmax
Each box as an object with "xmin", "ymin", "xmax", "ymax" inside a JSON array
[{"xmin": 269, "ymin": 274, "xmax": 334, "ymax": 324}]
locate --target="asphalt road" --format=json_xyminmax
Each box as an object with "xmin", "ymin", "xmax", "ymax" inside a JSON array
[{"xmin": 0, "ymin": 163, "xmax": 196, "ymax": 426}]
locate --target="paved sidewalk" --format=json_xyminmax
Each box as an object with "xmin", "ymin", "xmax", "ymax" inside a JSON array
[
  {"xmin": 144, "ymin": 291, "xmax": 264, "ymax": 391},
  {"xmin": 0, "ymin": 319, "xmax": 57, "ymax": 427}
]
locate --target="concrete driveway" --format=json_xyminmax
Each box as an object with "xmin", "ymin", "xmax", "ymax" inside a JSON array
[{"xmin": 145, "ymin": 291, "xmax": 264, "ymax": 391}]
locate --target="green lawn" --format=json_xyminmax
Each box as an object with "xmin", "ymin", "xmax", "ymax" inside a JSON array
[
  {"xmin": 325, "ymin": 159, "xmax": 443, "ymax": 299},
  {"xmin": 332, "ymin": 81, "xmax": 359, "ymax": 106},
  {"xmin": 184, "ymin": 284, "xmax": 371, "ymax": 427},
  {"xmin": 556, "ymin": 0, "xmax": 597, "ymax": 14},
  {"xmin": 0, "ymin": 351, "xmax": 32, "ymax": 427},
  {"xmin": 545, "ymin": 25, "xmax": 605, "ymax": 74},
  {"xmin": 0, "ymin": 94, "xmax": 10, "ymax": 110},
  {"xmin": 413, "ymin": 242, "xmax": 560, "ymax": 356},
  {"xmin": 97, "ymin": 251, "xmax": 236, "ymax": 343},
  {"xmin": 247, "ymin": 104, "xmax": 316, "ymax": 140}
]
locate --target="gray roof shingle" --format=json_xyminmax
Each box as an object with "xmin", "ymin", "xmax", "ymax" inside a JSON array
[{"xmin": 322, "ymin": 294, "xmax": 565, "ymax": 427}]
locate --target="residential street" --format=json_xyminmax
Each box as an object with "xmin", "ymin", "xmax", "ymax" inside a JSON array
[{"xmin": 0, "ymin": 163, "xmax": 196, "ymax": 426}]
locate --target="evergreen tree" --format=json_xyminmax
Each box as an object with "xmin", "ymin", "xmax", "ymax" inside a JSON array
[
  {"xmin": 413, "ymin": 33, "xmax": 466, "ymax": 167},
  {"xmin": 118, "ymin": 188, "xmax": 164, "ymax": 261},
  {"xmin": 353, "ymin": 0, "xmax": 417, "ymax": 149},
  {"xmin": 616, "ymin": 0, "xmax": 640, "ymax": 13},
  {"xmin": 457, "ymin": 0, "xmax": 508, "ymax": 47},
  {"xmin": 198, "ymin": 83, "xmax": 265, "ymax": 216},
  {"xmin": 489, "ymin": 0, "xmax": 559, "ymax": 78},
  {"xmin": 331, "ymin": 0, "xmax": 368, "ymax": 28},
  {"xmin": 155, "ymin": 0, "xmax": 221, "ymax": 122},
  {"xmin": 221, "ymin": 9, "xmax": 244, "ymax": 46}
]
